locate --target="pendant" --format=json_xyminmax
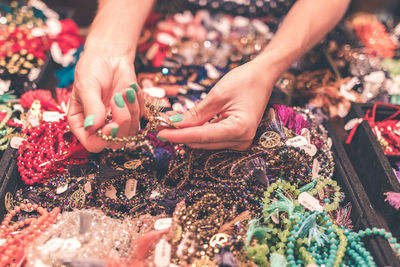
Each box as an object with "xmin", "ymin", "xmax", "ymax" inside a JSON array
[
  {"xmin": 69, "ymin": 188, "xmax": 86, "ymax": 209},
  {"xmin": 259, "ymin": 131, "xmax": 281, "ymax": 148},
  {"xmin": 210, "ymin": 233, "xmax": 229, "ymax": 247},
  {"xmin": 124, "ymin": 159, "xmax": 142, "ymax": 170},
  {"xmin": 4, "ymin": 192, "xmax": 14, "ymax": 212}
]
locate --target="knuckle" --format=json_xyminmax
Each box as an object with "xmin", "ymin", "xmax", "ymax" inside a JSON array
[{"xmin": 188, "ymin": 107, "xmax": 201, "ymax": 122}]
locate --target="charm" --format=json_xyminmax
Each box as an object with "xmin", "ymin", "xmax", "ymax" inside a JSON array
[
  {"xmin": 259, "ymin": 131, "xmax": 281, "ymax": 148},
  {"xmin": 69, "ymin": 189, "xmax": 86, "ymax": 209},
  {"xmin": 284, "ymin": 127, "xmax": 294, "ymax": 138},
  {"xmin": 209, "ymin": 233, "xmax": 229, "ymax": 248},
  {"xmin": 4, "ymin": 192, "xmax": 14, "ymax": 212},
  {"xmin": 124, "ymin": 159, "xmax": 142, "ymax": 170}
]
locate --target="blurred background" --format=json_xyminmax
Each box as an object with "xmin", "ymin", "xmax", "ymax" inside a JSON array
[{"xmin": 42, "ymin": 0, "xmax": 400, "ymax": 29}]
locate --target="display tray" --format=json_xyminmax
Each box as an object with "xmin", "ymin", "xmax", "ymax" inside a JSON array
[
  {"xmin": 0, "ymin": 121, "xmax": 398, "ymax": 266},
  {"xmin": 345, "ymin": 103, "xmax": 400, "ymax": 242}
]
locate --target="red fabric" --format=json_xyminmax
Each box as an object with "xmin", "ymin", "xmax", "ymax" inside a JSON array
[{"xmin": 49, "ymin": 19, "xmax": 84, "ymax": 54}]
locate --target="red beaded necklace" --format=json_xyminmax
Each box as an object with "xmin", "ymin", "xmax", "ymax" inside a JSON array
[
  {"xmin": 0, "ymin": 203, "xmax": 60, "ymax": 266},
  {"xmin": 16, "ymin": 116, "xmax": 88, "ymax": 185}
]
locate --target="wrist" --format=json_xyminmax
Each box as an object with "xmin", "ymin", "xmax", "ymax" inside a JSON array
[
  {"xmin": 84, "ymin": 37, "xmax": 136, "ymax": 59},
  {"xmin": 250, "ymin": 52, "xmax": 286, "ymax": 83}
]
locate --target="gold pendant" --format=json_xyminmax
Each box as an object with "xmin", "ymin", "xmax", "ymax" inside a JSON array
[
  {"xmin": 124, "ymin": 159, "xmax": 142, "ymax": 170},
  {"xmin": 259, "ymin": 131, "xmax": 281, "ymax": 148},
  {"xmin": 69, "ymin": 189, "xmax": 86, "ymax": 209},
  {"xmin": 284, "ymin": 127, "xmax": 294, "ymax": 138},
  {"xmin": 4, "ymin": 192, "xmax": 14, "ymax": 212}
]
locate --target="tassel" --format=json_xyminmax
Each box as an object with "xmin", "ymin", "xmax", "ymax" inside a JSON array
[
  {"xmin": 335, "ymin": 202, "xmax": 353, "ymax": 229},
  {"xmin": 245, "ymin": 157, "xmax": 269, "ymax": 186},
  {"xmin": 220, "ymin": 210, "xmax": 251, "ymax": 234},
  {"xmin": 270, "ymin": 253, "xmax": 288, "ymax": 267},
  {"xmin": 56, "ymin": 88, "xmax": 72, "ymax": 112},
  {"xmin": 97, "ymin": 166, "xmax": 126, "ymax": 183},
  {"xmin": 299, "ymin": 179, "xmax": 317, "ymax": 193},
  {"xmin": 0, "ymin": 92, "xmax": 16, "ymax": 103},
  {"xmin": 245, "ymin": 218, "xmax": 271, "ymax": 246},
  {"xmin": 264, "ymin": 189, "xmax": 296, "ymax": 219},
  {"xmin": 20, "ymin": 89, "xmax": 62, "ymax": 112},
  {"xmin": 153, "ymin": 147, "xmax": 175, "ymax": 171},
  {"xmin": 246, "ymin": 244, "xmax": 269, "ymax": 267},
  {"xmin": 294, "ymin": 114, "xmax": 310, "ymax": 135},
  {"xmin": 214, "ymin": 250, "xmax": 239, "ymax": 267},
  {"xmin": 265, "ymin": 108, "xmax": 286, "ymax": 140},
  {"xmin": 296, "ymin": 212, "xmax": 328, "ymax": 247},
  {"xmin": 385, "ymin": 192, "xmax": 400, "ymax": 210}
]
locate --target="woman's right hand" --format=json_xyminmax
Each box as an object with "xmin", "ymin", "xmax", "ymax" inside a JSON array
[{"xmin": 67, "ymin": 45, "xmax": 144, "ymax": 153}]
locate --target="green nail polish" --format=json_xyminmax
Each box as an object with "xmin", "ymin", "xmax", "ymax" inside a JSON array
[
  {"xmin": 114, "ymin": 93, "xmax": 125, "ymax": 108},
  {"xmin": 169, "ymin": 114, "xmax": 183, "ymax": 123},
  {"xmin": 130, "ymin": 83, "xmax": 138, "ymax": 93},
  {"xmin": 156, "ymin": 136, "xmax": 168, "ymax": 142},
  {"xmin": 110, "ymin": 127, "xmax": 119, "ymax": 137},
  {"xmin": 84, "ymin": 115, "xmax": 95, "ymax": 129},
  {"xmin": 126, "ymin": 89, "xmax": 136, "ymax": 103}
]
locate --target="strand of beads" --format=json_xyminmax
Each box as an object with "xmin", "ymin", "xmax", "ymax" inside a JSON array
[
  {"xmin": 16, "ymin": 117, "xmax": 87, "ymax": 185},
  {"xmin": 356, "ymin": 227, "xmax": 400, "ymax": 260},
  {"xmin": 0, "ymin": 203, "xmax": 60, "ymax": 266},
  {"xmin": 286, "ymin": 210, "xmax": 379, "ymax": 267},
  {"xmin": 262, "ymin": 181, "xmax": 299, "ymax": 255}
]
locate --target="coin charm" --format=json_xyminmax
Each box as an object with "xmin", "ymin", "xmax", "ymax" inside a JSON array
[{"xmin": 259, "ymin": 131, "xmax": 281, "ymax": 148}]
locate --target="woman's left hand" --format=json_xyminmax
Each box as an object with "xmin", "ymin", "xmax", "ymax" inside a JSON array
[{"xmin": 157, "ymin": 54, "xmax": 279, "ymax": 150}]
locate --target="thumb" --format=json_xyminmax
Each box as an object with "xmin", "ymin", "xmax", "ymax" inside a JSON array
[{"xmin": 170, "ymin": 94, "xmax": 222, "ymax": 128}]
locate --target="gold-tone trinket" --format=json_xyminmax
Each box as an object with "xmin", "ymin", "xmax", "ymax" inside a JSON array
[
  {"xmin": 259, "ymin": 131, "xmax": 281, "ymax": 148},
  {"xmin": 124, "ymin": 159, "xmax": 142, "ymax": 170},
  {"xmin": 4, "ymin": 192, "xmax": 14, "ymax": 212},
  {"xmin": 209, "ymin": 233, "xmax": 229, "ymax": 247},
  {"xmin": 318, "ymin": 187, "xmax": 325, "ymax": 200},
  {"xmin": 284, "ymin": 127, "xmax": 294, "ymax": 138},
  {"xmin": 69, "ymin": 189, "xmax": 86, "ymax": 209}
]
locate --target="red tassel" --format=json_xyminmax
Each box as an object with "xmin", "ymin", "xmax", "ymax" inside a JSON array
[
  {"xmin": 20, "ymin": 89, "xmax": 61, "ymax": 112},
  {"xmin": 56, "ymin": 88, "xmax": 71, "ymax": 112},
  {"xmin": 385, "ymin": 192, "xmax": 400, "ymax": 210}
]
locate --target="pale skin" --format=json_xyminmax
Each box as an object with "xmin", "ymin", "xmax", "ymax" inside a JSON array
[{"xmin": 67, "ymin": 0, "xmax": 351, "ymax": 153}]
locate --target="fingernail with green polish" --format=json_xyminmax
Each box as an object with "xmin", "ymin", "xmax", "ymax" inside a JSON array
[
  {"xmin": 156, "ymin": 135, "xmax": 168, "ymax": 142},
  {"xmin": 84, "ymin": 115, "xmax": 95, "ymax": 129},
  {"xmin": 110, "ymin": 126, "xmax": 119, "ymax": 137},
  {"xmin": 169, "ymin": 114, "xmax": 183, "ymax": 123},
  {"xmin": 126, "ymin": 89, "xmax": 136, "ymax": 103},
  {"xmin": 114, "ymin": 93, "xmax": 125, "ymax": 108},
  {"xmin": 130, "ymin": 83, "xmax": 138, "ymax": 93}
]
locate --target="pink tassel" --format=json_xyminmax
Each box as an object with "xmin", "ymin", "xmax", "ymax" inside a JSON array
[{"xmin": 385, "ymin": 192, "xmax": 400, "ymax": 210}]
